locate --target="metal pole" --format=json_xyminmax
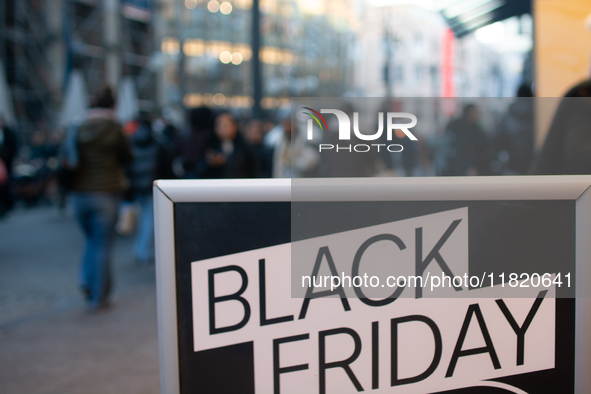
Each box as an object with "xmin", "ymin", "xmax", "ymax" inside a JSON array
[
  {"xmin": 47, "ymin": 0, "xmax": 65, "ymax": 95},
  {"xmin": 383, "ymin": 27, "xmax": 391, "ymax": 98},
  {"xmin": 172, "ymin": 0, "xmax": 185, "ymax": 106},
  {"xmin": 0, "ymin": 0, "xmax": 6, "ymax": 69},
  {"xmin": 251, "ymin": 0, "xmax": 262, "ymax": 119},
  {"xmin": 63, "ymin": 0, "xmax": 74, "ymax": 93},
  {"xmin": 104, "ymin": 0, "xmax": 121, "ymax": 90}
]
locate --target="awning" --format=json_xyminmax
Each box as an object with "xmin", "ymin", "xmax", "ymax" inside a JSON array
[
  {"xmin": 0, "ymin": 61, "xmax": 16, "ymax": 127},
  {"xmin": 59, "ymin": 70, "xmax": 89, "ymax": 128},
  {"xmin": 438, "ymin": 0, "xmax": 531, "ymax": 38}
]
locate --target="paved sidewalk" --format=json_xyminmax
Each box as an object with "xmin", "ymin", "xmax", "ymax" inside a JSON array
[{"xmin": 0, "ymin": 207, "xmax": 160, "ymax": 394}]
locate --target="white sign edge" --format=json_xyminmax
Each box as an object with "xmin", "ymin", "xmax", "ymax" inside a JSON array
[
  {"xmin": 576, "ymin": 184, "xmax": 591, "ymax": 393},
  {"xmin": 154, "ymin": 175, "xmax": 591, "ymax": 202},
  {"xmin": 154, "ymin": 185, "xmax": 180, "ymax": 394}
]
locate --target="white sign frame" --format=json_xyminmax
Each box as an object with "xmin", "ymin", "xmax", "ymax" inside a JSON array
[{"xmin": 154, "ymin": 176, "xmax": 591, "ymax": 394}]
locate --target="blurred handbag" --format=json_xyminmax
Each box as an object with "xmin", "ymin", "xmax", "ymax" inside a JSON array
[{"xmin": 116, "ymin": 202, "xmax": 138, "ymax": 235}]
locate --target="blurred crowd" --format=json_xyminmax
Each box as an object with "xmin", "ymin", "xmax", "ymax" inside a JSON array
[{"xmin": 4, "ymin": 81, "xmax": 591, "ymax": 221}]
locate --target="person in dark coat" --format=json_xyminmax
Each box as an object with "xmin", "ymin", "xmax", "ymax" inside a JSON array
[
  {"xmin": 443, "ymin": 104, "xmax": 490, "ymax": 176},
  {"xmin": 196, "ymin": 112, "xmax": 259, "ymax": 179},
  {"xmin": 181, "ymin": 106, "xmax": 214, "ymax": 178},
  {"xmin": 70, "ymin": 86, "xmax": 133, "ymax": 311},
  {"xmin": 244, "ymin": 119, "xmax": 273, "ymax": 178},
  {"xmin": 533, "ymin": 79, "xmax": 591, "ymax": 175},
  {"xmin": 0, "ymin": 118, "xmax": 18, "ymax": 217},
  {"xmin": 127, "ymin": 117, "xmax": 172, "ymax": 264},
  {"xmin": 496, "ymin": 85, "xmax": 534, "ymax": 174}
]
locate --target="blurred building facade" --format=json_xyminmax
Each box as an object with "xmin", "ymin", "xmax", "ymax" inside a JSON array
[
  {"xmin": 156, "ymin": 0, "xmax": 359, "ymax": 113},
  {"xmin": 354, "ymin": 3, "xmax": 533, "ymax": 99},
  {"xmin": 1, "ymin": 0, "xmax": 60, "ymax": 132},
  {"xmin": 65, "ymin": 0, "xmax": 155, "ymax": 108},
  {"xmin": 0, "ymin": 0, "xmax": 155, "ymax": 134},
  {"xmin": 0, "ymin": 0, "xmax": 540, "ymax": 135}
]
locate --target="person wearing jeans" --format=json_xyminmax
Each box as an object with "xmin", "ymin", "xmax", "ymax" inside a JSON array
[
  {"xmin": 69, "ymin": 86, "xmax": 132, "ymax": 311},
  {"xmin": 133, "ymin": 192, "xmax": 154, "ymax": 263},
  {"xmin": 71, "ymin": 192, "xmax": 120, "ymax": 308}
]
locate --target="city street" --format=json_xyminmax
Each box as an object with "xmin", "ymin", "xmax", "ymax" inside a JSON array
[{"xmin": 0, "ymin": 207, "xmax": 160, "ymax": 394}]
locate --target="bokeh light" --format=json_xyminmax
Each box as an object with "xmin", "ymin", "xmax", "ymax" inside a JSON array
[{"xmin": 207, "ymin": 0, "xmax": 220, "ymax": 13}]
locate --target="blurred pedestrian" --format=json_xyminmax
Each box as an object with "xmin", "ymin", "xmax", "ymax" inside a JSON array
[
  {"xmin": 244, "ymin": 119, "xmax": 273, "ymax": 178},
  {"xmin": 180, "ymin": 106, "xmax": 214, "ymax": 178},
  {"xmin": 152, "ymin": 109, "xmax": 179, "ymax": 176},
  {"xmin": 316, "ymin": 103, "xmax": 382, "ymax": 177},
  {"xmin": 196, "ymin": 112, "xmax": 259, "ymax": 179},
  {"xmin": 69, "ymin": 86, "xmax": 132, "ymax": 311},
  {"xmin": 496, "ymin": 85, "xmax": 534, "ymax": 174},
  {"xmin": 533, "ymin": 80, "xmax": 591, "ymax": 175},
  {"xmin": 269, "ymin": 115, "xmax": 318, "ymax": 178},
  {"xmin": 443, "ymin": 104, "xmax": 489, "ymax": 176},
  {"xmin": 127, "ymin": 116, "xmax": 172, "ymax": 264},
  {"xmin": 0, "ymin": 117, "xmax": 18, "ymax": 217},
  {"xmin": 152, "ymin": 108, "xmax": 179, "ymax": 146}
]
